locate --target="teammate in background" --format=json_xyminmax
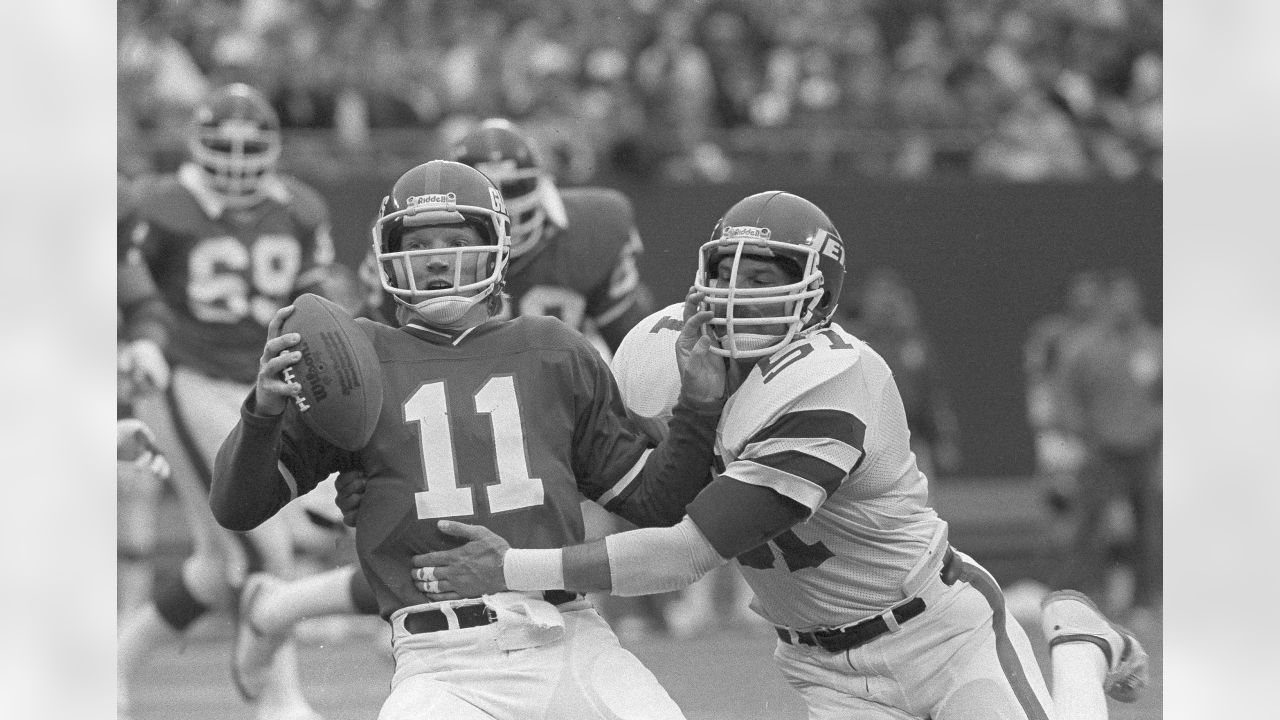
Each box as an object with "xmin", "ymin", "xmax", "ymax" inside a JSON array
[
  {"xmin": 1054, "ymin": 270, "xmax": 1162, "ymax": 626},
  {"xmin": 210, "ymin": 160, "xmax": 729, "ymax": 719},
  {"xmin": 411, "ymin": 191, "xmax": 1149, "ymax": 719},
  {"xmin": 229, "ymin": 118, "xmax": 667, "ymax": 696},
  {"xmin": 846, "ymin": 266, "xmax": 961, "ymax": 481},
  {"xmin": 116, "ymin": 83, "xmax": 335, "ymax": 720}
]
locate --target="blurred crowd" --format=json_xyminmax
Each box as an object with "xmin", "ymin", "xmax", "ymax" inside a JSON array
[{"xmin": 119, "ymin": 0, "xmax": 1162, "ymax": 182}]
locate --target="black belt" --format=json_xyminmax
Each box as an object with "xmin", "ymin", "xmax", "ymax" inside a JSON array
[
  {"xmin": 403, "ymin": 590, "xmax": 581, "ymax": 635},
  {"xmin": 776, "ymin": 546, "xmax": 959, "ymax": 653},
  {"xmin": 776, "ymin": 597, "xmax": 926, "ymax": 652}
]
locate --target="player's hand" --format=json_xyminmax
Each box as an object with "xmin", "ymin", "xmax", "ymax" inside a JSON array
[
  {"xmin": 333, "ymin": 470, "xmax": 367, "ymax": 527},
  {"xmin": 117, "ymin": 418, "xmax": 171, "ymax": 481},
  {"xmin": 410, "ymin": 521, "xmax": 510, "ymax": 601},
  {"xmin": 255, "ymin": 306, "xmax": 302, "ymax": 417},
  {"xmin": 675, "ymin": 289, "xmax": 728, "ymax": 408},
  {"xmin": 118, "ymin": 338, "xmax": 171, "ymax": 398}
]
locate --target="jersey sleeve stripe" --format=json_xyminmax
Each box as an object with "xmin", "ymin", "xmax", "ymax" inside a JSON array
[
  {"xmin": 745, "ymin": 449, "xmax": 848, "ymax": 498},
  {"xmin": 747, "ymin": 408, "xmax": 867, "ymax": 452},
  {"xmin": 741, "ymin": 436, "xmax": 864, "ymax": 474},
  {"xmin": 722, "ymin": 459, "xmax": 830, "ymax": 513},
  {"xmin": 598, "ymin": 448, "xmax": 653, "ymax": 506},
  {"xmin": 277, "ymin": 460, "xmax": 299, "ymax": 501}
]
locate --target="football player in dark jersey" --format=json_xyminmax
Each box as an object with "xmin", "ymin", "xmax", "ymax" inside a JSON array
[
  {"xmin": 211, "ymin": 160, "xmax": 728, "ymax": 719},
  {"xmin": 228, "ymin": 119, "xmax": 667, "ymax": 698},
  {"xmin": 116, "ymin": 83, "xmax": 333, "ymax": 720}
]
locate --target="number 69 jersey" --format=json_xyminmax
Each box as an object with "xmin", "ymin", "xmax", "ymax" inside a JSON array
[
  {"xmin": 614, "ymin": 304, "xmax": 946, "ymax": 630},
  {"xmin": 123, "ymin": 164, "xmax": 334, "ymax": 383}
]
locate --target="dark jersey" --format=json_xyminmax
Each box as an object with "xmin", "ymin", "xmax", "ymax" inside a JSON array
[
  {"xmin": 213, "ymin": 315, "xmax": 719, "ymax": 617},
  {"xmin": 123, "ymin": 166, "xmax": 334, "ymax": 383},
  {"xmin": 498, "ymin": 188, "xmax": 649, "ymax": 350}
]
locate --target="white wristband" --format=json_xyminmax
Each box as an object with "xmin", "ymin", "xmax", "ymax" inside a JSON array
[{"xmin": 502, "ymin": 548, "xmax": 565, "ymax": 591}]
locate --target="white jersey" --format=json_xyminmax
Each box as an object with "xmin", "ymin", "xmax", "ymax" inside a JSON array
[{"xmin": 613, "ymin": 304, "xmax": 946, "ymax": 630}]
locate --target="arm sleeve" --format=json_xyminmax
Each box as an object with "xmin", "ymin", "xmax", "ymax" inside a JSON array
[
  {"xmin": 210, "ymin": 391, "xmax": 356, "ymax": 531},
  {"xmin": 504, "ymin": 516, "xmax": 726, "ymax": 596}
]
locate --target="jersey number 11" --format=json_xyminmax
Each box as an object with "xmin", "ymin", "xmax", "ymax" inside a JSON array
[{"xmin": 404, "ymin": 376, "xmax": 545, "ymax": 520}]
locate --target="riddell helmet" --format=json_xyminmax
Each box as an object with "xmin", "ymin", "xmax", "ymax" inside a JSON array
[
  {"xmin": 694, "ymin": 191, "xmax": 846, "ymax": 358},
  {"xmin": 450, "ymin": 119, "xmax": 557, "ymax": 258},
  {"xmin": 371, "ymin": 160, "xmax": 511, "ymax": 327},
  {"xmin": 187, "ymin": 83, "xmax": 282, "ymax": 204}
]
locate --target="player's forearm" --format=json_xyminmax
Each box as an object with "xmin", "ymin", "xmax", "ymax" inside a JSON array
[
  {"xmin": 210, "ymin": 397, "xmax": 293, "ymax": 531},
  {"xmin": 612, "ymin": 395, "xmax": 720, "ymax": 528},
  {"xmin": 504, "ymin": 516, "xmax": 724, "ymax": 597}
]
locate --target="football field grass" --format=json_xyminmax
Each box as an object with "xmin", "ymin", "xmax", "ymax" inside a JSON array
[{"xmin": 128, "ymin": 609, "xmax": 1162, "ymax": 720}]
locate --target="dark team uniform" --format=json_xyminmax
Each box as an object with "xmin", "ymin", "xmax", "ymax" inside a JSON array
[
  {"xmin": 364, "ymin": 187, "xmax": 649, "ymax": 352},
  {"xmin": 124, "ymin": 166, "xmax": 334, "ymax": 383},
  {"xmin": 213, "ymin": 315, "xmax": 719, "ymax": 618}
]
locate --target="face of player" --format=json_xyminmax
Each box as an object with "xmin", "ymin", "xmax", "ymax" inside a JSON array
[
  {"xmin": 401, "ymin": 224, "xmax": 488, "ymax": 296},
  {"xmin": 712, "ymin": 255, "xmax": 801, "ymax": 338}
]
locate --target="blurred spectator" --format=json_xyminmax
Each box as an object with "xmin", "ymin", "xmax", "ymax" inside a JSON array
[
  {"xmin": 845, "ymin": 268, "xmax": 962, "ymax": 480},
  {"xmin": 1053, "ymin": 269, "xmax": 1162, "ymax": 621},
  {"xmin": 1023, "ymin": 270, "xmax": 1107, "ymax": 514}
]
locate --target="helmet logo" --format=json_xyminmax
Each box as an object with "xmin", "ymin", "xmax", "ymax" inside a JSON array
[
  {"xmin": 406, "ymin": 193, "xmax": 456, "ymax": 209},
  {"xmin": 811, "ymin": 229, "xmax": 843, "ymax": 264},
  {"xmin": 721, "ymin": 225, "xmax": 771, "ymax": 242},
  {"xmin": 487, "ymin": 186, "xmax": 507, "ymax": 214}
]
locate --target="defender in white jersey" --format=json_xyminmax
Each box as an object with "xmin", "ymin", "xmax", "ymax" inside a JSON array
[{"xmin": 409, "ymin": 192, "xmax": 1148, "ymax": 719}]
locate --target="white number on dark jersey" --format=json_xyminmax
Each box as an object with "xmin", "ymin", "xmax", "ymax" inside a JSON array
[
  {"xmin": 188, "ymin": 234, "xmax": 301, "ymax": 324},
  {"xmin": 405, "ymin": 376, "xmax": 545, "ymax": 519}
]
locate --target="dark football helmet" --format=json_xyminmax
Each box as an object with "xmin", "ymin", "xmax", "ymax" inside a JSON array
[
  {"xmin": 187, "ymin": 83, "xmax": 281, "ymax": 204},
  {"xmin": 450, "ymin": 119, "xmax": 558, "ymax": 258},
  {"xmin": 694, "ymin": 191, "xmax": 846, "ymax": 358},
  {"xmin": 371, "ymin": 160, "xmax": 511, "ymax": 326}
]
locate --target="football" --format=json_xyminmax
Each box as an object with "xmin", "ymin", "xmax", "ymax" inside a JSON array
[{"xmin": 279, "ymin": 293, "xmax": 384, "ymax": 451}]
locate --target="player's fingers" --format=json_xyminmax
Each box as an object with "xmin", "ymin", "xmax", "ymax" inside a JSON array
[
  {"xmin": 265, "ymin": 305, "xmax": 295, "ymax": 340},
  {"xmin": 681, "ymin": 289, "xmax": 706, "ymax": 322},
  {"xmin": 341, "ymin": 509, "xmax": 359, "ymax": 527},
  {"xmin": 411, "ymin": 566, "xmax": 438, "ymax": 583},
  {"xmin": 436, "ymin": 520, "xmax": 496, "ymax": 541},
  {"xmin": 262, "ymin": 349, "xmax": 301, "ymax": 376},
  {"xmin": 335, "ymin": 490, "xmax": 363, "ymax": 514},
  {"xmin": 263, "ymin": 333, "xmax": 302, "ymax": 360},
  {"xmin": 412, "ymin": 551, "xmax": 453, "ymax": 568}
]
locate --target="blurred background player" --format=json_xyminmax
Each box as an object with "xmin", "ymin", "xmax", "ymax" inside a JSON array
[
  {"xmin": 1053, "ymin": 269, "xmax": 1162, "ymax": 627},
  {"xmin": 1024, "ymin": 270, "xmax": 1106, "ymax": 521},
  {"xmin": 116, "ymin": 82, "xmax": 336, "ymax": 720},
  {"xmin": 844, "ymin": 266, "xmax": 961, "ymax": 482},
  {"xmin": 230, "ymin": 117, "xmax": 669, "ymax": 697}
]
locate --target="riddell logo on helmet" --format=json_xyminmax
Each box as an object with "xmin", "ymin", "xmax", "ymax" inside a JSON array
[
  {"xmin": 722, "ymin": 225, "xmax": 771, "ymax": 241},
  {"xmin": 407, "ymin": 193, "xmax": 456, "ymax": 209}
]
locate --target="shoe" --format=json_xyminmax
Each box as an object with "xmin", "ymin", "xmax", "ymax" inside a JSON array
[
  {"xmin": 232, "ymin": 573, "xmax": 288, "ymax": 702},
  {"xmin": 1041, "ymin": 589, "xmax": 1149, "ymax": 703}
]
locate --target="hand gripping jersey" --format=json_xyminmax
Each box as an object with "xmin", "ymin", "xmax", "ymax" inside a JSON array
[
  {"xmin": 614, "ymin": 304, "xmax": 946, "ymax": 630},
  {"xmin": 123, "ymin": 165, "xmax": 334, "ymax": 383},
  {"xmin": 222, "ymin": 315, "xmax": 711, "ymax": 618}
]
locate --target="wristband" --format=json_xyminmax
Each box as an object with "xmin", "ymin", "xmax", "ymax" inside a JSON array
[{"xmin": 502, "ymin": 548, "xmax": 565, "ymax": 591}]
